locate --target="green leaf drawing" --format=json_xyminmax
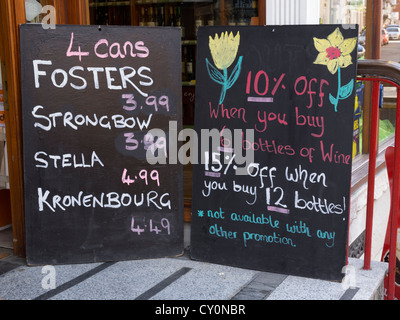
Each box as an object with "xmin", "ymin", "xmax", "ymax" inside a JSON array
[
  {"xmin": 338, "ymin": 79, "xmax": 354, "ymax": 100},
  {"xmin": 226, "ymin": 56, "xmax": 243, "ymax": 89},
  {"xmin": 205, "ymin": 58, "xmax": 225, "ymax": 85},
  {"xmin": 329, "ymin": 93, "xmax": 338, "ymax": 106}
]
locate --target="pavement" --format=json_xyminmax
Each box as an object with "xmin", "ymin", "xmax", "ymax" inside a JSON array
[
  {"xmin": 382, "ymin": 39, "xmax": 400, "ymax": 63},
  {"xmin": 0, "ymin": 225, "xmax": 388, "ymax": 301},
  {"xmin": 1, "ymin": 44, "xmax": 397, "ymax": 303}
]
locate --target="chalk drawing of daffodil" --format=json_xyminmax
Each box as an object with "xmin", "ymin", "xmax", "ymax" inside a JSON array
[
  {"xmin": 206, "ymin": 31, "xmax": 243, "ymax": 105},
  {"xmin": 313, "ymin": 27, "xmax": 357, "ymax": 112}
]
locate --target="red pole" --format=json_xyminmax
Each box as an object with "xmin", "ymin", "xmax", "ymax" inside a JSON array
[
  {"xmin": 387, "ymin": 88, "xmax": 400, "ymax": 300},
  {"xmin": 364, "ymin": 81, "xmax": 380, "ymax": 270}
]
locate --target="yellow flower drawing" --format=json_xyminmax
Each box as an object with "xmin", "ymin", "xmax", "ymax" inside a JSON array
[
  {"xmin": 209, "ymin": 31, "xmax": 241, "ymax": 70},
  {"xmin": 313, "ymin": 27, "xmax": 357, "ymax": 112},
  {"xmin": 313, "ymin": 27, "xmax": 357, "ymax": 75},
  {"xmin": 206, "ymin": 31, "xmax": 243, "ymax": 104}
]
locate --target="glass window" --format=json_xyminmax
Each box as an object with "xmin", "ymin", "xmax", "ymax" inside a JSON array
[
  {"xmin": 25, "ymin": 0, "xmax": 56, "ymax": 23},
  {"xmin": 89, "ymin": 0, "xmax": 259, "ymax": 27},
  {"xmin": 90, "ymin": 1, "xmax": 132, "ymax": 25},
  {"xmin": 320, "ymin": 0, "xmax": 366, "ymax": 26},
  {"xmin": 356, "ymin": 83, "xmax": 396, "ymax": 157},
  {"xmin": 88, "ymin": 0, "xmax": 261, "ymax": 126},
  {"xmin": 379, "ymin": 85, "xmax": 397, "ymax": 145},
  {"xmin": 321, "ymin": 0, "xmax": 397, "ymax": 162}
]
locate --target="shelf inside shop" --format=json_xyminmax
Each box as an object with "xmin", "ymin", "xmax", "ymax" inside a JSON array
[
  {"xmin": 89, "ymin": 1, "xmax": 131, "ymax": 7},
  {"xmin": 89, "ymin": 0, "xmax": 215, "ymax": 6}
]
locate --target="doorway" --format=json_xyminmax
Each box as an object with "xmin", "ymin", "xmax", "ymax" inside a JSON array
[{"xmin": 0, "ymin": 56, "xmax": 12, "ymax": 259}]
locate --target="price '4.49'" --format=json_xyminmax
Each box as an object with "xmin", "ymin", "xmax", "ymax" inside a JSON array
[{"xmin": 131, "ymin": 217, "xmax": 171, "ymax": 236}]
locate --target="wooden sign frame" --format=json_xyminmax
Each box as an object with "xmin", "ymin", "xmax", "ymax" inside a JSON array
[
  {"xmin": 191, "ymin": 25, "xmax": 358, "ymax": 281},
  {"xmin": 20, "ymin": 24, "xmax": 184, "ymax": 265}
]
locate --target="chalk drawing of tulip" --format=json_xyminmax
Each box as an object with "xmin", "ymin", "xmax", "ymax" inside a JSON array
[
  {"xmin": 313, "ymin": 27, "xmax": 357, "ymax": 112},
  {"xmin": 206, "ymin": 31, "xmax": 243, "ymax": 105}
]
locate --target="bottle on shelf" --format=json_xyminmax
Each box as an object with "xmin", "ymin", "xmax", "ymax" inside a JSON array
[
  {"xmin": 109, "ymin": 0, "xmax": 116, "ymax": 25},
  {"xmin": 168, "ymin": 6, "xmax": 176, "ymax": 26},
  {"xmin": 182, "ymin": 46, "xmax": 188, "ymax": 82},
  {"xmin": 186, "ymin": 47, "xmax": 194, "ymax": 82},
  {"xmin": 228, "ymin": 14, "xmax": 236, "ymax": 26},
  {"xmin": 253, "ymin": 0, "xmax": 258, "ymax": 10},
  {"xmin": 139, "ymin": 7, "xmax": 146, "ymax": 26},
  {"xmin": 237, "ymin": 9, "xmax": 247, "ymax": 26},
  {"xmin": 208, "ymin": 6, "xmax": 215, "ymax": 26},
  {"xmin": 147, "ymin": 6, "xmax": 156, "ymax": 26},
  {"xmin": 195, "ymin": 14, "xmax": 203, "ymax": 37},
  {"xmin": 157, "ymin": 5, "xmax": 165, "ymax": 26},
  {"xmin": 104, "ymin": 9, "xmax": 109, "ymax": 25},
  {"xmin": 176, "ymin": 6, "xmax": 185, "ymax": 39}
]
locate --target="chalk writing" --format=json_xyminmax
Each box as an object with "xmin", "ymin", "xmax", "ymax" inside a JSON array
[
  {"xmin": 32, "ymin": 105, "xmax": 153, "ymax": 131},
  {"xmin": 284, "ymin": 165, "xmax": 327, "ymax": 190},
  {"xmin": 33, "ymin": 60, "xmax": 153, "ymax": 96},
  {"xmin": 198, "ymin": 207, "xmax": 339, "ymax": 250},
  {"xmin": 131, "ymin": 217, "xmax": 171, "ymax": 236},
  {"xmin": 246, "ymin": 71, "xmax": 287, "ymax": 97},
  {"xmin": 121, "ymin": 169, "xmax": 160, "ymax": 187},
  {"xmin": 209, "ymin": 102, "xmax": 247, "ymax": 123},
  {"xmin": 34, "ymin": 151, "xmax": 104, "ymax": 169},
  {"xmin": 191, "ymin": 25, "xmax": 357, "ymax": 281},
  {"xmin": 294, "ymin": 76, "xmax": 329, "ymax": 109},
  {"xmin": 37, "ymin": 188, "xmax": 172, "ymax": 213},
  {"xmin": 21, "ymin": 25, "xmax": 183, "ymax": 265}
]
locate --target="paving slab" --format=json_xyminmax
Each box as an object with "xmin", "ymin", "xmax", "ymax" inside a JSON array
[
  {"xmin": 267, "ymin": 258, "xmax": 388, "ymax": 300},
  {"xmin": 0, "ymin": 250, "xmax": 387, "ymax": 300}
]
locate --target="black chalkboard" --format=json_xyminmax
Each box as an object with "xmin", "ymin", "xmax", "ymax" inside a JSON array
[
  {"xmin": 20, "ymin": 24, "xmax": 183, "ymax": 265},
  {"xmin": 191, "ymin": 25, "xmax": 358, "ymax": 281}
]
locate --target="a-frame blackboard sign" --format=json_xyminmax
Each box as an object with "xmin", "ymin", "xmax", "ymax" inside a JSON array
[
  {"xmin": 20, "ymin": 25, "xmax": 183, "ymax": 265},
  {"xmin": 191, "ymin": 25, "xmax": 358, "ymax": 281}
]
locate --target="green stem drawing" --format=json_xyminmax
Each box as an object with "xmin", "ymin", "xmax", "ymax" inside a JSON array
[
  {"xmin": 219, "ymin": 69, "xmax": 229, "ymax": 105},
  {"xmin": 334, "ymin": 67, "xmax": 341, "ymax": 112},
  {"xmin": 206, "ymin": 56, "xmax": 243, "ymax": 105},
  {"xmin": 329, "ymin": 67, "xmax": 354, "ymax": 113}
]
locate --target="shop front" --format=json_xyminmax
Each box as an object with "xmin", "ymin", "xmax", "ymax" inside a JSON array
[
  {"xmin": 0, "ymin": 0, "xmax": 266, "ymax": 257},
  {"xmin": 0, "ymin": 1, "xmax": 395, "ymax": 273}
]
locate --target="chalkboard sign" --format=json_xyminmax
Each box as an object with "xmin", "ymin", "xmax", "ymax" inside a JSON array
[
  {"xmin": 20, "ymin": 25, "xmax": 183, "ymax": 265},
  {"xmin": 191, "ymin": 25, "xmax": 358, "ymax": 281}
]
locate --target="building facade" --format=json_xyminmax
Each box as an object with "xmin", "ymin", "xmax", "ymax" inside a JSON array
[{"xmin": 0, "ymin": 0, "xmax": 393, "ymax": 264}]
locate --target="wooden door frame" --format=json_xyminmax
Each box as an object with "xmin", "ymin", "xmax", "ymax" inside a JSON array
[
  {"xmin": 0, "ymin": 0, "xmax": 89, "ymax": 257},
  {"xmin": 3, "ymin": 0, "xmax": 273, "ymax": 257},
  {"xmin": 0, "ymin": 0, "xmax": 27, "ymax": 257}
]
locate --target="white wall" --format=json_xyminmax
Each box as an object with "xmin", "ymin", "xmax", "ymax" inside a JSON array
[{"xmin": 265, "ymin": 0, "xmax": 320, "ymax": 25}]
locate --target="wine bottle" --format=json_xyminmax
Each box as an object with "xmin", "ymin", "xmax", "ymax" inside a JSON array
[
  {"xmin": 147, "ymin": 6, "xmax": 156, "ymax": 26},
  {"xmin": 176, "ymin": 6, "xmax": 185, "ymax": 39},
  {"xmin": 157, "ymin": 6, "xmax": 165, "ymax": 26},
  {"xmin": 195, "ymin": 15, "xmax": 203, "ymax": 36},
  {"xmin": 168, "ymin": 6, "xmax": 176, "ymax": 26},
  {"xmin": 186, "ymin": 47, "xmax": 194, "ymax": 81},
  {"xmin": 182, "ymin": 46, "xmax": 188, "ymax": 82},
  {"xmin": 139, "ymin": 7, "xmax": 146, "ymax": 26}
]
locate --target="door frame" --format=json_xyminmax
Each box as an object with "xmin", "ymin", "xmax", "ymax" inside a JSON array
[{"xmin": 0, "ymin": 0, "xmax": 89, "ymax": 257}]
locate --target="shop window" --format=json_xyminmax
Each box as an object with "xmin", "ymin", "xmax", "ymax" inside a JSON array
[
  {"xmin": 319, "ymin": 0, "xmax": 397, "ymax": 191},
  {"xmin": 89, "ymin": 0, "xmax": 259, "ymax": 27},
  {"xmin": 378, "ymin": 84, "xmax": 396, "ymax": 148},
  {"xmin": 353, "ymin": 85, "xmax": 396, "ymax": 192},
  {"xmin": 88, "ymin": 0, "xmax": 261, "ymax": 125},
  {"xmin": 88, "ymin": 0, "xmax": 261, "ymax": 204},
  {"xmin": 90, "ymin": 1, "xmax": 132, "ymax": 25},
  {"xmin": 25, "ymin": 0, "xmax": 56, "ymax": 24},
  {"xmin": 354, "ymin": 82, "xmax": 396, "ymax": 159}
]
